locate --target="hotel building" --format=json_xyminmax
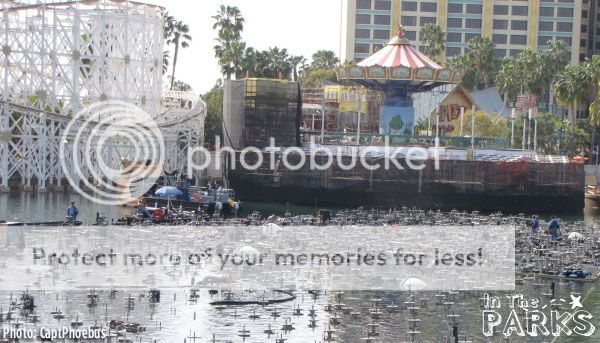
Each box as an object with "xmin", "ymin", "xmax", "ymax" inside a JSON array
[{"xmin": 341, "ymin": 0, "xmax": 593, "ymax": 64}]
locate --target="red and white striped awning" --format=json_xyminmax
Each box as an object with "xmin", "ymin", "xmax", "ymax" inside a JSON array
[{"xmin": 358, "ymin": 28, "xmax": 442, "ymax": 69}]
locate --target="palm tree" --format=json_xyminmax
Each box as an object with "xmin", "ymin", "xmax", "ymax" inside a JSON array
[
  {"xmin": 467, "ymin": 37, "xmax": 496, "ymax": 90},
  {"xmin": 212, "ymin": 5, "xmax": 244, "ymax": 41},
  {"xmin": 165, "ymin": 20, "xmax": 192, "ymax": 90},
  {"xmin": 310, "ymin": 50, "xmax": 339, "ymax": 70},
  {"xmin": 496, "ymin": 58, "xmax": 524, "ymax": 103},
  {"xmin": 287, "ymin": 55, "xmax": 306, "ymax": 82},
  {"xmin": 419, "ymin": 24, "xmax": 445, "ymax": 61},
  {"xmin": 586, "ymin": 55, "xmax": 600, "ymax": 161},
  {"xmin": 162, "ymin": 12, "xmax": 175, "ymax": 39},
  {"xmin": 221, "ymin": 40, "xmax": 246, "ymax": 79},
  {"xmin": 212, "ymin": 5, "xmax": 245, "ymax": 79},
  {"xmin": 162, "ymin": 50, "xmax": 170, "ymax": 75},
  {"xmin": 267, "ymin": 47, "xmax": 290, "ymax": 79},
  {"xmin": 553, "ymin": 64, "xmax": 589, "ymax": 127}
]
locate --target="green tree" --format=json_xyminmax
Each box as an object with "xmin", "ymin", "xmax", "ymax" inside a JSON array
[
  {"xmin": 495, "ymin": 58, "xmax": 524, "ymax": 103},
  {"xmin": 389, "ymin": 115, "xmax": 405, "ymax": 133},
  {"xmin": 165, "ymin": 19, "xmax": 192, "ymax": 90},
  {"xmin": 220, "ymin": 40, "xmax": 246, "ymax": 79},
  {"xmin": 213, "ymin": 5, "xmax": 245, "ymax": 80},
  {"xmin": 449, "ymin": 110, "xmax": 509, "ymax": 137},
  {"xmin": 201, "ymin": 83, "xmax": 224, "ymax": 149},
  {"xmin": 447, "ymin": 37, "xmax": 498, "ymax": 91},
  {"xmin": 419, "ymin": 24, "xmax": 445, "ymax": 61},
  {"xmin": 586, "ymin": 54, "xmax": 600, "ymax": 161},
  {"xmin": 171, "ymin": 80, "xmax": 193, "ymax": 92},
  {"xmin": 310, "ymin": 50, "xmax": 339, "ymax": 70},
  {"xmin": 553, "ymin": 64, "xmax": 589, "ymax": 127},
  {"xmin": 287, "ymin": 55, "xmax": 306, "ymax": 82}
]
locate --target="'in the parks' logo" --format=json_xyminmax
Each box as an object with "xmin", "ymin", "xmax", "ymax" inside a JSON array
[{"xmin": 481, "ymin": 293, "xmax": 595, "ymax": 337}]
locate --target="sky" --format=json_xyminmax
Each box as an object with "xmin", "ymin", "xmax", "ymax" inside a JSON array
[{"xmin": 145, "ymin": 0, "xmax": 343, "ymax": 95}]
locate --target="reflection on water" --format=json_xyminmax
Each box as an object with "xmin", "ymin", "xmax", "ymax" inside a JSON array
[
  {"xmin": 1, "ymin": 191, "xmax": 599, "ymax": 223},
  {"xmin": 1, "ymin": 192, "xmax": 600, "ymax": 341}
]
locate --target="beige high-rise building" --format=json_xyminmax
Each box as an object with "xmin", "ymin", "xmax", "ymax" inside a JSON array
[{"xmin": 341, "ymin": 0, "xmax": 592, "ymax": 64}]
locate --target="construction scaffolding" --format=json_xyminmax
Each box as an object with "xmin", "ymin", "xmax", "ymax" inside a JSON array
[{"xmin": 223, "ymin": 78, "xmax": 300, "ymax": 149}]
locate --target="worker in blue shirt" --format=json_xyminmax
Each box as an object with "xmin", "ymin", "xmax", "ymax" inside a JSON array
[
  {"xmin": 530, "ymin": 215, "xmax": 539, "ymax": 237},
  {"xmin": 67, "ymin": 202, "xmax": 79, "ymax": 222},
  {"xmin": 548, "ymin": 218, "xmax": 560, "ymax": 241}
]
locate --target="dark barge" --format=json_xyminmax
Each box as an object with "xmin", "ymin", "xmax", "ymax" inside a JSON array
[{"xmin": 228, "ymin": 153, "xmax": 584, "ymax": 213}]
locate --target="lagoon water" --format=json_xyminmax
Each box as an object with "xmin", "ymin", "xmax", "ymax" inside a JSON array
[{"xmin": 2, "ymin": 191, "xmax": 600, "ymax": 341}]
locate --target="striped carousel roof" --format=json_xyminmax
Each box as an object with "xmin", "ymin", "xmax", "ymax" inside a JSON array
[{"xmin": 357, "ymin": 26, "xmax": 442, "ymax": 69}]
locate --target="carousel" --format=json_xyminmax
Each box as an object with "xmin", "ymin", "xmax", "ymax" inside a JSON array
[{"xmin": 335, "ymin": 26, "xmax": 460, "ymax": 135}]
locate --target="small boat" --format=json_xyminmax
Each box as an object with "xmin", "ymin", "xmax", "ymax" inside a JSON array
[{"xmin": 0, "ymin": 220, "xmax": 82, "ymax": 226}]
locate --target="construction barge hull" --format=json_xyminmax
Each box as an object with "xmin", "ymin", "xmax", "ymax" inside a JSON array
[{"xmin": 228, "ymin": 154, "xmax": 585, "ymax": 213}]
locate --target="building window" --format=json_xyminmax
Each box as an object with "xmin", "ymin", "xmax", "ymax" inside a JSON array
[
  {"xmin": 539, "ymin": 7, "xmax": 554, "ymax": 16},
  {"xmin": 511, "ymin": 20, "xmax": 528, "ymax": 30},
  {"xmin": 558, "ymin": 0, "xmax": 573, "ymax": 2},
  {"xmin": 465, "ymin": 19, "xmax": 482, "ymax": 29},
  {"xmin": 447, "ymin": 32, "xmax": 462, "ymax": 42},
  {"xmin": 448, "ymin": 3, "xmax": 463, "ymax": 13},
  {"xmin": 446, "ymin": 47, "xmax": 461, "ymax": 57},
  {"xmin": 582, "ymin": 10, "xmax": 588, "ymax": 19},
  {"xmin": 355, "ymin": 43, "xmax": 370, "ymax": 54},
  {"xmin": 465, "ymin": 33, "xmax": 481, "ymax": 42},
  {"xmin": 374, "ymin": 15, "xmax": 390, "ymax": 25},
  {"xmin": 356, "ymin": 14, "xmax": 371, "ymax": 24},
  {"xmin": 557, "ymin": 7, "xmax": 574, "ymax": 17},
  {"xmin": 581, "ymin": 39, "xmax": 587, "ymax": 48},
  {"xmin": 401, "ymin": 16, "xmax": 417, "ymax": 26},
  {"xmin": 420, "ymin": 2, "xmax": 437, "ymax": 12},
  {"xmin": 582, "ymin": 25, "xmax": 588, "ymax": 33},
  {"xmin": 447, "ymin": 18, "xmax": 463, "ymax": 28},
  {"xmin": 373, "ymin": 29, "xmax": 390, "ymax": 39},
  {"xmin": 510, "ymin": 35, "xmax": 527, "ymax": 45},
  {"xmin": 401, "ymin": 1, "xmax": 417, "ymax": 11},
  {"xmin": 374, "ymin": 0, "xmax": 391, "ymax": 10},
  {"xmin": 420, "ymin": 17, "xmax": 437, "ymax": 25},
  {"xmin": 557, "ymin": 36, "xmax": 572, "ymax": 45},
  {"xmin": 512, "ymin": 6, "xmax": 528, "ymax": 16},
  {"xmin": 357, "ymin": 0, "xmax": 372, "ymax": 10},
  {"xmin": 539, "ymin": 21, "xmax": 553, "ymax": 31},
  {"xmin": 355, "ymin": 29, "xmax": 370, "ymax": 39},
  {"xmin": 510, "ymin": 49, "xmax": 522, "ymax": 57},
  {"xmin": 466, "ymin": 4, "xmax": 483, "ymax": 14},
  {"xmin": 405, "ymin": 30, "xmax": 417, "ymax": 40},
  {"xmin": 538, "ymin": 36, "xmax": 553, "ymax": 45},
  {"xmin": 492, "ymin": 34, "xmax": 507, "ymax": 44},
  {"xmin": 495, "ymin": 49, "xmax": 507, "ymax": 58},
  {"xmin": 556, "ymin": 22, "xmax": 572, "ymax": 32},
  {"xmin": 493, "ymin": 5, "xmax": 509, "ymax": 15},
  {"xmin": 493, "ymin": 20, "xmax": 508, "ymax": 30}
]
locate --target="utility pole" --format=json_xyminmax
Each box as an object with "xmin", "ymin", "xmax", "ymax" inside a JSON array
[
  {"xmin": 471, "ymin": 104, "xmax": 476, "ymax": 151},
  {"xmin": 510, "ymin": 108, "xmax": 515, "ymax": 149},
  {"xmin": 357, "ymin": 93, "xmax": 362, "ymax": 145},
  {"xmin": 460, "ymin": 106, "xmax": 464, "ymax": 136},
  {"xmin": 320, "ymin": 89, "xmax": 325, "ymax": 143},
  {"xmin": 533, "ymin": 118, "xmax": 538, "ymax": 152},
  {"xmin": 527, "ymin": 108, "xmax": 532, "ymax": 150},
  {"xmin": 435, "ymin": 105, "xmax": 440, "ymax": 148},
  {"xmin": 522, "ymin": 111, "xmax": 527, "ymax": 150}
]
